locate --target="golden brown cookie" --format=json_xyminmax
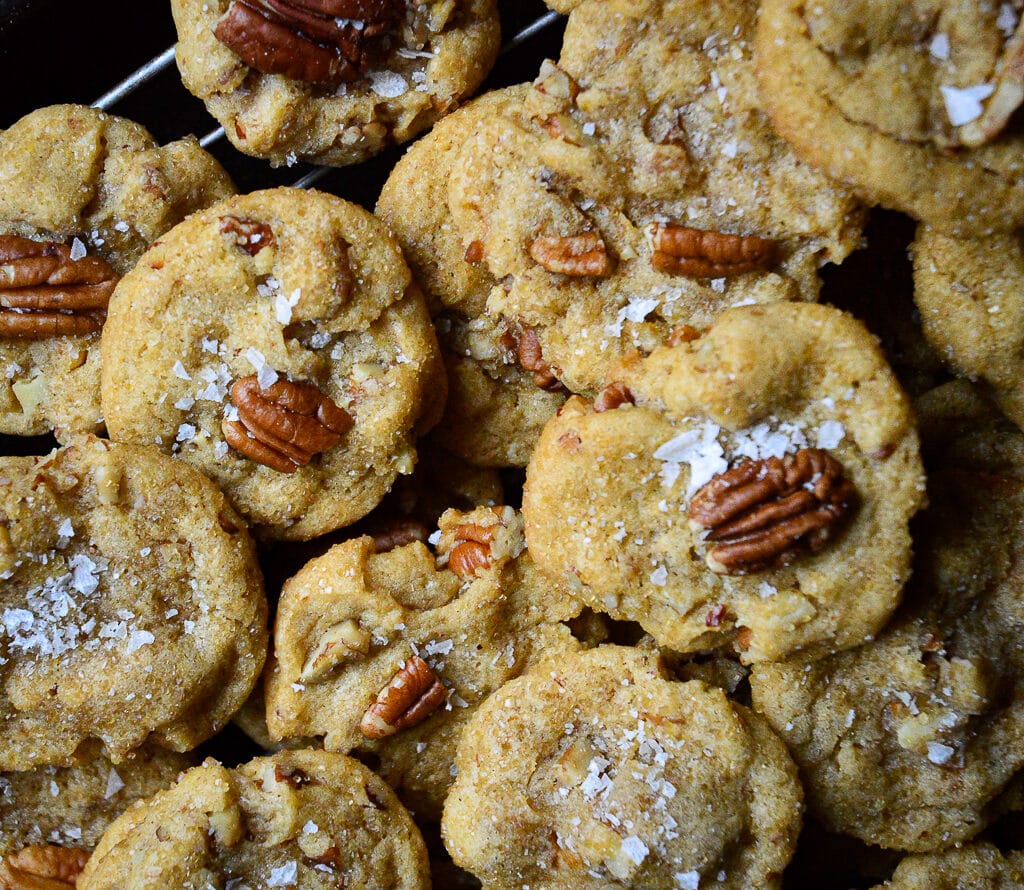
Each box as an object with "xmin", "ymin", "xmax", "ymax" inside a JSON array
[
  {"xmin": 101, "ymin": 187, "xmax": 445, "ymax": 540},
  {"xmin": 756, "ymin": 0, "xmax": 1024, "ymax": 234},
  {"xmin": 870, "ymin": 843, "xmax": 1024, "ymax": 889},
  {"xmin": 265, "ymin": 505, "xmax": 588, "ymax": 820},
  {"xmin": 171, "ymin": 0, "xmax": 500, "ymax": 166},
  {"xmin": 442, "ymin": 645, "xmax": 802, "ymax": 889},
  {"xmin": 0, "ymin": 436, "xmax": 266, "ymax": 771},
  {"xmin": 751, "ymin": 381, "xmax": 1024, "ymax": 851},
  {"xmin": 78, "ymin": 750, "xmax": 430, "ymax": 889},
  {"xmin": 0, "ymin": 104, "xmax": 234, "ymax": 437},
  {"xmin": 524, "ymin": 302, "xmax": 923, "ymax": 664}
]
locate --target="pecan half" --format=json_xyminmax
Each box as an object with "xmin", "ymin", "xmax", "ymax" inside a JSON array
[
  {"xmin": 959, "ymin": 18, "xmax": 1024, "ymax": 147},
  {"xmin": 513, "ymin": 324, "xmax": 564, "ymax": 391},
  {"xmin": 529, "ymin": 232, "xmax": 612, "ymax": 278},
  {"xmin": 650, "ymin": 223, "xmax": 777, "ymax": 278},
  {"xmin": 689, "ymin": 447, "xmax": 857, "ymax": 574},
  {"xmin": 593, "ymin": 382, "xmax": 634, "ymax": 413},
  {"xmin": 220, "ymin": 216, "xmax": 275, "ymax": 256},
  {"xmin": 214, "ymin": 0, "xmax": 393, "ymax": 84},
  {"xmin": 359, "ymin": 655, "xmax": 447, "ymax": 739},
  {"xmin": 0, "ymin": 846, "xmax": 88, "ymax": 890},
  {"xmin": 223, "ymin": 375, "xmax": 353, "ymax": 473},
  {"xmin": 0, "ymin": 235, "xmax": 117, "ymax": 340},
  {"xmin": 370, "ymin": 518, "xmax": 430, "ymax": 553}
]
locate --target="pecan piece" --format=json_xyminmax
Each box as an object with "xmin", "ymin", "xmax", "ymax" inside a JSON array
[
  {"xmin": 667, "ymin": 323, "xmax": 701, "ymax": 346},
  {"xmin": 0, "ymin": 234, "xmax": 117, "ymax": 340},
  {"xmin": 529, "ymin": 232, "xmax": 612, "ymax": 277},
  {"xmin": 370, "ymin": 517, "xmax": 429, "ymax": 553},
  {"xmin": 689, "ymin": 447, "xmax": 857, "ymax": 574},
  {"xmin": 0, "ymin": 845, "xmax": 88, "ymax": 889},
  {"xmin": 223, "ymin": 375, "xmax": 353, "ymax": 473},
  {"xmin": 959, "ymin": 18, "xmax": 1024, "ymax": 147},
  {"xmin": 359, "ymin": 655, "xmax": 447, "ymax": 739},
  {"xmin": 300, "ymin": 617, "xmax": 371, "ymax": 683},
  {"xmin": 593, "ymin": 382, "xmax": 634, "ymax": 413},
  {"xmin": 513, "ymin": 324, "xmax": 564, "ymax": 391},
  {"xmin": 650, "ymin": 223, "xmax": 777, "ymax": 278},
  {"xmin": 214, "ymin": 0, "xmax": 392, "ymax": 84},
  {"xmin": 220, "ymin": 216, "xmax": 275, "ymax": 256}
]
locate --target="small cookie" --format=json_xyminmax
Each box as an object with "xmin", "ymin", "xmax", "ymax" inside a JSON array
[
  {"xmin": 913, "ymin": 223, "xmax": 1024, "ymax": 428},
  {"xmin": 101, "ymin": 187, "xmax": 445, "ymax": 540},
  {"xmin": 78, "ymin": 750, "xmax": 430, "ymax": 889},
  {"xmin": 0, "ymin": 747, "xmax": 193, "ymax": 858},
  {"xmin": 446, "ymin": 0, "xmax": 863, "ymax": 394},
  {"xmin": 265, "ymin": 505, "xmax": 588, "ymax": 820},
  {"xmin": 524, "ymin": 302, "xmax": 924, "ymax": 663},
  {"xmin": 0, "ymin": 435, "xmax": 266, "ymax": 770},
  {"xmin": 870, "ymin": 844, "xmax": 1024, "ymax": 890},
  {"xmin": 0, "ymin": 104, "xmax": 234, "ymax": 437},
  {"xmin": 377, "ymin": 87, "xmax": 567, "ymax": 468},
  {"xmin": 171, "ymin": 0, "xmax": 500, "ymax": 166},
  {"xmin": 442, "ymin": 645, "xmax": 802, "ymax": 889},
  {"xmin": 756, "ymin": 0, "xmax": 1024, "ymax": 234},
  {"xmin": 751, "ymin": 381, "xmax": 1024, "ymax": 850}
]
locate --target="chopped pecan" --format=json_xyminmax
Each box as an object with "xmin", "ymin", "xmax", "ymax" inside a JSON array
[
  {"xmin": 959, "ymin": 18, "xmax": 1024, "ymax": 146},
  {"xmin": 223, "ymin": 375, "xmax": 353, "ymax": 473},
  {"xmin": 529, "ymin": 232, "xmax": 612, "ymax": 278},
  {"xmin": 513, "ymin": 324, "xmax": 564, "ymax": 391},
  {"xmin": 463, "ymin": 239, "xmax": 485, "ymax": 264},
  {"xmin": 593, "ymin": 382, "xmax": 634, "ymax": 413},
  {"xmin": 534, "ymin": 59, "xmax": 580, "ymax": 102},
  {"xmin": 0, "ymin": 845, "xmax": 88, "ymax": 889},
  {"xmin": 300, "ymin": 617, "xmax": 371, "ymax": 683},
  {"xmin": 689, "ymin": 447, "xmax": 857, "ymax": 574},
  {"xmin": 667, "ymin": 323, "xmax": 701, "ymax": 346},
  {"xmin": 650, "ymin": 223, "xmax": 778, "ymax": 278},
  {"xmin": 359, "ymin": 655, "xmax": 447, "ymax": 739},
  {"xmin": 370, "ymin": 518, "xmax": 429, "ymax": 553},
  {"xmin": 214, "ymin": 0, "xmax": 393, "ymax": 84},
  {"xmin": 220, "ymin": 216, "xmax": 275, "ymax": 256},
  {"xmin": 448, "ymin": 540, "xmax": 492, "ymax": 578},
  {"xmin": 0, "ymin": 234, "xmax": 117, "ymax": 340}
]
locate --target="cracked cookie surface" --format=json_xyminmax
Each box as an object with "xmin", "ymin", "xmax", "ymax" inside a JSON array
[
  {"xmin": 0, "ymin": 435, "xmax": 266, "ymax": 771},
  {"xmin": 442, "ymin": 645, "xmax": 802, "ymax": 890},
  {"xmin": 101, "ymin": 187, "xmax": 445, "ymax": 540},
  {"xmin": 0, "ymin": 104, "xmax": 234, "ymax": 437}
]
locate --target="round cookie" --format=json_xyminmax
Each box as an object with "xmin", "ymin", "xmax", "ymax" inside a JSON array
[
  {"xmin": 0, "ymin": 435, "xmax": 267, "ymax": 771},
  {"xmin": 0, "ymin": 746, "xmax": 193, "ymax": 886},
  {"xmin": 78, "ymin": 750, "xmax": 430, "ymax": 890},
  {"xmin": 441, "ymin": 645, "xmax": 803, "ymax": 889},
  {"xmin": 0, "ymin": 104, "xmax": 234, "ymax": 437},
  {"xmin": 756, "ymin": 0, "xmax": 1024, "ymax": 235},
  {"xmin": 446, "ymin": 0, "xmax": 864, "ymax": 394},
  {"xmin": 913, "ymin": 224, "xmax": 1024, "ymax": 428},
  {"xmin": 870, "ymin": 844, "xmax": 1024, "ymax": 890},
  {"xmin": 265, "ymin": 505, "xmax": 589, "ymax": 820},
  {"xmin": 378, "ymin": 86, "xmax": 567, "ymax": 468},
  {"xmin": 524, "ymin": 301, "xmax": 924, "ymax": 663},
  {"xmin": 101, "ymin": 187, "xmax": 445, "ymax": 540},
  {"xmin": 751, "ymin": 381, "xmax": 1024, "ymax": 851},
  {"xmin": 171, "ymin": 0, "xmax": 500, "ymax": 166}
]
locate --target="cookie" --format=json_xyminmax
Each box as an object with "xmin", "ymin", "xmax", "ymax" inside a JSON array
[
  {"xmin": 101, "ymin": 187, "xmax": 445, "ymax": 540},
  {"xmin": 913, "ymin": 223, "xmax": 1024, "ymax": 428},
  {"xmin": 0, "ymin": 746, "xmax": 192, "ymax": 881},
  {"xmin": 870, "ymin": 844, "xmax": 1024, "ymax": 889},
  {"xmin": 445, "ymin": 0, "xmax": 863, "ymax": 394},
  {"xmin": 0, "ymin": 104, "xmax": 234, "ymax": 437},
  {"xmin": 442, "ymin": 645, "xmax": 802, "ymax": 889},
  {"xmin": 0, "ymin": 435, "xmax": 267, "ymax": 771},
  {"xmin": 78, "ymin": 750, "xmax": 430, "ymax": 889},
  {"xmin": 756, "ymin": 0, "xmax": 1024, "ymax": 235},
  {"xmin": 377, "ymin": 86, "xmax": 567, "ymax": 468},
  {"xmin": 524, "ymin": 301, "xmax": 924, "ymax": 663},
  {"xmin": 265, "ymin": 505, "xmax": 588, "ymax": 820},
  {"xmin": 171, "ymin": 0, "xmax": 500, "ymax": 166},
  {"xmin": 750, "ymin": 381, "xmax": 1024, "ymax": 850}
]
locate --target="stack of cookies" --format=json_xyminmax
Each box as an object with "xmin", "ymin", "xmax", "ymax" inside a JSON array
[{"xmin": 2, "ymin": 0, "xmax": 1024, "ymax": 887}]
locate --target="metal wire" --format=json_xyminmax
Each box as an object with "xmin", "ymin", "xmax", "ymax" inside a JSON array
[{"xmin": 91, "ymin": 10, "xmax": 562, "ymax": 187}]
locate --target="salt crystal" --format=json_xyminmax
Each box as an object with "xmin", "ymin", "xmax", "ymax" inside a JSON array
[
  {"xmin": 126, "ymin": 629, "xmax": 155, "ymax": 654},
  {"xmin": 941, "ymin": 83, "xmax": 995, "ymax": 126},
  {"xmin": 650, "ymin": 565, "xmax": 668, "ymax": 586},
  {"xmin": 172, "ymin": 360, "xmax": 191, "ymax": 381},
  {"xmin": 176, "ymin": 423, "xmax": 197, "ymax": 444},
  {"xmin": 57, "ymin": 519, "xmax": 74, "ymax": 539},
  {"xmin": 302, "ymin": 820, "xmax": 319, "ymax": 834},
  {"xmin": 654, "ymin": 421, "xmax": 726, "ymax": 496},
  {"xmin": 621, "ymin": 836, "xmax": 649, "ymax": 866},
  {"xmin": 104, "ymin": 768, "xmax": 125, "ymax": 799},
  {"xmin": 274, "ymin": 288, "xmax": 301, "ymax": 325},
  {"xmin": 998, "ymin": 2, "xmax": 1019, "ymax": 36},
  {"xmin": 675, "ymin": 871, "xmax": 700, "ymax": 889},
  {"xmin": 266, "ymin": 861, "xmax": 298, "ymax": 887},
  {"xmin": 369, "ymin": 71, "xmax": 408, "ymax": 98},
  {"xmin": 815, "ymin": 419, "xmax": 845, "ymax": 450},
  {"xmin": 69, "ymin": 238, "xmax": 87, "ymax": 261},
  {"xmin": 928, "ymin": 33, "xmax": 950, "ymax": 61},
  {"xmin": 926, "ymin": 740, "xmax": 955, "ymax": 765}
]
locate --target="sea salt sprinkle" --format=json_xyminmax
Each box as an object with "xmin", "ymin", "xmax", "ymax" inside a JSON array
[{"xmin": 941, "ymin": 83, "xmax": 995, "ymax": 126}]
